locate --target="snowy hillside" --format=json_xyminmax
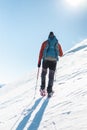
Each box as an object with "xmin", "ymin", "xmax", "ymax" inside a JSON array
[{"xmin": 0, "ymin": 39, "xmax": 87, "ymax": 130}]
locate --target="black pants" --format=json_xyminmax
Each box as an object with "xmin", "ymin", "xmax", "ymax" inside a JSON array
[{"xmin": 41, "ymin": 60, "xmax": 57, "ymax": 93}]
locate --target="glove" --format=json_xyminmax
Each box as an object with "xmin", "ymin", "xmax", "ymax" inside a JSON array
[{"xmin": 38, "ymin": 62, "xmax": 41, "ymax": 68}]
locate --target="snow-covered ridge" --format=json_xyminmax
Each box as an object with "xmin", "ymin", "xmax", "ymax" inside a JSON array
[
  {"xmin": 65, "ymin": 39, "xmax": 87, "ymax": 54},
  {"xmin": 0, "ymin": 39, "xmax": 87, "ymax": 130}
]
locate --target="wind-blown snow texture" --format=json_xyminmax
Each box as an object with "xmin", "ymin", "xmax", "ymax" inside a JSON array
[{"xmin": 0, "ymin": 39, "xmax": 87, "ymax": 130}]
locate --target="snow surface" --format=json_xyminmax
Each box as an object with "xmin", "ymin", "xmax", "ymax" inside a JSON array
[{"xmin": 0, "ymin": 39, "xmax": 87, "ymax": 130}]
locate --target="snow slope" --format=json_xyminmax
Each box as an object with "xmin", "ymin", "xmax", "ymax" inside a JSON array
[{"xmin": 0, "ymin": 39, "xmax": 87, "ymax": 130}]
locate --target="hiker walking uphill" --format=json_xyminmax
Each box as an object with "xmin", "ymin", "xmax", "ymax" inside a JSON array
[{"xmin": 38, "ymin": 32, "xmax": 63, "ymax": 97}]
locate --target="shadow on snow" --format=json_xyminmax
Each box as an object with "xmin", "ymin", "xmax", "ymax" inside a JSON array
[
  {"xmin": 27, "ymin": 99, "xmax": 49, "ymax": 130},
  {"xmin": 16, "ymin": 98, "xmax": 49, "ymax": 130}
]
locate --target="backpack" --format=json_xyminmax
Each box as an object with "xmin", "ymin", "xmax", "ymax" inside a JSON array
[{"xmin": 43, "ymin": 37, "xmax": 59, "ymax": 61}]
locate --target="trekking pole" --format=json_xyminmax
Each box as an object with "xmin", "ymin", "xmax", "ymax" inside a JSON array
[
  {"xmin": 36, "ymin": 67, "xmax": 40, "ymax": 86},
  {"xmin": 34, "ymin": 67, "xmax": 40, "ymax": 99},
  {"xmin": 37, "ymin": 67, "xmax": 40, "ymax": 80}
]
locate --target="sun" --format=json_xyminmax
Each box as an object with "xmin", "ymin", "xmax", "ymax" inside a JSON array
[{"xmin": 65, "ymin": 0, "xmax": 86, "ymax": 9}]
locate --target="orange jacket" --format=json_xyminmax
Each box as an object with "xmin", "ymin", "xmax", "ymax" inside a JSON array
[{"xmin": 38, "ymin": 40, "xmax": 63, "ymax": 66}]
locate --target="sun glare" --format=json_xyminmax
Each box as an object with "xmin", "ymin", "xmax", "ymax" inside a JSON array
[{"xmin": 65, "ymin": 0, "xmax": 86, "ymax": 9}]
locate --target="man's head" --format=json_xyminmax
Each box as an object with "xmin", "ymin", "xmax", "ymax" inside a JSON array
[
  {"xmin": 49, "ymin": 32, "xmax": 55, "ymax": 39},
  {"xmin": 49, "ymin": 32, "xmax": 54, "ymax": 36}
]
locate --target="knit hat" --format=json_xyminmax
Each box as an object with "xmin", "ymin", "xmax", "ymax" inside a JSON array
[{"xmin": 49, "ymin": 32, "xmax": 54, "ymax": 36}]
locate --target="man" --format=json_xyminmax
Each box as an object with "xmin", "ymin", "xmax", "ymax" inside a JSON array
[{"xmin": 38, "ymin": 32, "xmax": 63, "ymax": 97}]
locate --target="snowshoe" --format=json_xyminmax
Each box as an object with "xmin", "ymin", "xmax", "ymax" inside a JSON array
[
  {"xmin": 47, "ymin": 91, "xmax": 54, "ymax": 98},
  {"xmin": 40, "ymin": 89, "xmax": 46, "ymax": 97}
]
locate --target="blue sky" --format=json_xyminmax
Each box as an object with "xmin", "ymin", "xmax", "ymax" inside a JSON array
[{"xmin": 0, "ymin": 0, "xmax": 87, "ymax": 83}]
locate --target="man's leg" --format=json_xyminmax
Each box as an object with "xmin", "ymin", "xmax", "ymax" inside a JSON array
[
  {"xmin": 40, "ymin": 68, "xmax": 47, "ymax": 90},
  {"xmin": 47, "ymin": 61, "xmax": 57, "ymax": 93},
  {"xmin": 47, "ymin": 69, "xmax": 55, "ymax": 93},
  {"xmin": 40, "ymin": 60, "xmax": 48, "ymax": 90}
]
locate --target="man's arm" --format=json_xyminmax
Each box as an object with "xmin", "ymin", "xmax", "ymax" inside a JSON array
[
  {"xmin": 38, "ymin": 41, "xmax": 47, "ymax": 67},
  {"xmin": 58, "ymin": 43, "xmax": 63, "ymax": 57}
]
